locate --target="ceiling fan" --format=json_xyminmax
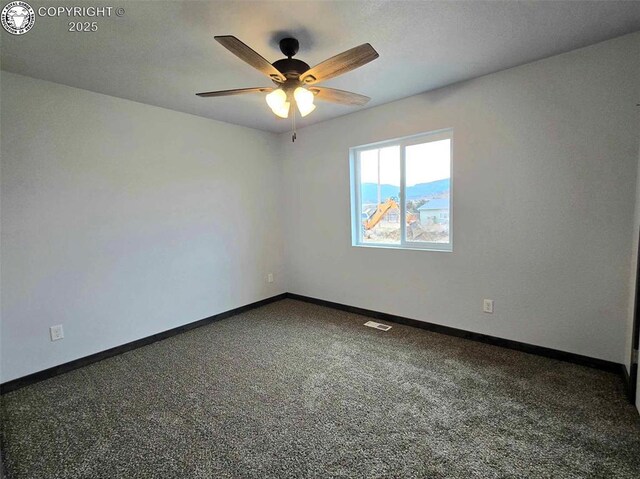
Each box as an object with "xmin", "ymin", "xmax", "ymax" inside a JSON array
[{"xmin": 196, "ymin": 36, "xmax": 379, "ymax": 140}]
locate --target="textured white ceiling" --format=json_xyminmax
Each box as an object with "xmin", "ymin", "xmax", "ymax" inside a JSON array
[{"xmin": 2, "ymin": 0, "xmax": 639, "ymax": 132}]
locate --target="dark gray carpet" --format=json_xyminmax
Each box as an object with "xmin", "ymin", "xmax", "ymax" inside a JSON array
[{"xmin": 2, "ymin": 299, "xmax": 640, "ymax": 478}]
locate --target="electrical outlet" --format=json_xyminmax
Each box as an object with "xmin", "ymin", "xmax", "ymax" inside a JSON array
[
  {"xmin": 483, "ymin": 299, "xmax": 494, "ymax": 314},
  {"xmin": 50, "ymin": 324, "xmax": 64, "ymax": 341},
  {"xmin": 267, "ymin": 273, "xmax": 274, "ymax": 283}
]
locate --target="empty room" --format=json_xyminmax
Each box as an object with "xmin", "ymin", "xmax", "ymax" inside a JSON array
[{"xmin": 1, "ymin": 0, "xmax": 640, "ymax": 477}]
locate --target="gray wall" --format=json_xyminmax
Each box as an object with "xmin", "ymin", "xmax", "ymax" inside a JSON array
[
  {"xmin": 282, "ymin": 33, "xmax": 640, "ymax": 365},
  {"xmin": 0, "ymin": 72, "xmax": 285, "ymax": 383},
  {"xmin": 2, "ymin": 33, "xmax": 639, "ymax": 388}
]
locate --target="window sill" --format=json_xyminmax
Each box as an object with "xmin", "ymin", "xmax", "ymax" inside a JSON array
[{"xmin": 352, "ymin": 243, "xmax": 453, "ymax": 253}]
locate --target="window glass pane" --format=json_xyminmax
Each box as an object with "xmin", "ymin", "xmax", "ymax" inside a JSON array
[
  {"xmin": 359, "ymin": 146, "xmax": 400, "ymax": 244},
  {"xmin": 404, "ymin": 139, "xmax": 451, "ymax": 244}
]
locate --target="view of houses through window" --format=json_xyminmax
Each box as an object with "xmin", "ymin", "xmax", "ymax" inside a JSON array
[{"xmin": 352, "ymin": 130, "xmax": 452, "ymax": 250}]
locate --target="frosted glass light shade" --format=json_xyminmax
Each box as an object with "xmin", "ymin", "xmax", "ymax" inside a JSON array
[
  {"xmin": 294, "ymin": 87, "xmax": 316, "ymax": 117},
  {"xmin": 266, "ymin": 89, "xmax": 290, "ymax": 118}
]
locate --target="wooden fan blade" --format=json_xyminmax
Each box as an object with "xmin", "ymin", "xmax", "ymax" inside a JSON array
[
  {"xmin": 215, "ymin": 35, "xmax": 286, "ymax": 82},
  {"xmin": 300, "ymin": 43, "xmax": 379, "ymax": 85},
  {"xmin": 309, "ymin": 87, "xmax": 370, "ymax": 106},
  {"xmin": 196, "ymin": 87, "xmax": 273, "ymax": 97}
]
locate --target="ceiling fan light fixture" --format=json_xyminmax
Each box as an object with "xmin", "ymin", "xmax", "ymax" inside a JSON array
[
  {"xmin": 273, "ymin": 102, "xmax": 291, "ymax": 119},
  {"xmin": 266, "ymin": 88, "xmax": 290, "ymax": 118},
  {"xmin": 294, "ymin": 87, "xmax": 316, "ymax": 117}
]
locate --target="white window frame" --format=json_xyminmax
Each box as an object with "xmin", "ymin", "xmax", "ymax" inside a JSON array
[{"xmin": 350, "ymin": 128, "xmax": 453, "ymax": 252}]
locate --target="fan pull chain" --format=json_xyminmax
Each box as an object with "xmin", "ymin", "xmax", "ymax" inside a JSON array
[{"xmin": 292, "ymin": 106, "xmax": 297, "ymax": 142}]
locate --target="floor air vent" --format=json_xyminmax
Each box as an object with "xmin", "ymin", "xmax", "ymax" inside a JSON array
[{"xmin": 364, "ymin": 321, "xmax": 392, "ymax": 331}]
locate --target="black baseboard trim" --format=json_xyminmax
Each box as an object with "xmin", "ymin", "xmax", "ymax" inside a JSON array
[
  {"xmin": 623, "ymin": 365, "xmax": 632, "ymax": 396},
  {"xmin": 0, "ymin": 293, "xmax": 287, "ymax": 395},
  {"xmin": 621, "ymin": 364, "xmax": 638, "ymax": 406},
  {"xmin": 1, "ymin": 292, "xmax": 629, "ymax": 399},
  {"xmin": 285, "ymin": 293, "xmax": 623, "ymax": 375}
]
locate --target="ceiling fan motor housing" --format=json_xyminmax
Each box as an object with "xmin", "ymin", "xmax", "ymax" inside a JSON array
[
  {"xmin": 272, "ymin": 37, "xmax": 312, "ymax": 83},
  {"xmin": 272, "ymin": 58, "xmax": 311, "ymax": 82}
]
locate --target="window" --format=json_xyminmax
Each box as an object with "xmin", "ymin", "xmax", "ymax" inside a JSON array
[{"xmin": 350, "ymin": 129, "xmax": 452, "ymax": 251}]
